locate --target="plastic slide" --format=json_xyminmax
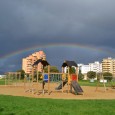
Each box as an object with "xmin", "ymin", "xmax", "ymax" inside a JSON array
[
  {"xmin": 71, "ymin": 80, "xmax": 83, "ymax": 95},
  {"xmin": 55, "ymin": 80, "xmax": 68, "ymax": 90}
]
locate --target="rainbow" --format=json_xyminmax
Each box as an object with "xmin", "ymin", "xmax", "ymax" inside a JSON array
[{"xmin": 0, "ymin": 43, "xmax": 114, "ymax": 60}]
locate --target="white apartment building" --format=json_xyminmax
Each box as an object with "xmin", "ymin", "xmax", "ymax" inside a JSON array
[
  {"xmin": 89, "ymin": 61, "xmax": 102, "ymax": 73},
  {"xmin": 78, "ymin": 64, "xmax": 90, "ymax": 74},
  {"xmin": 78, "ymin": 61, "xmax": 102, "ymax": 79},
  {"xmin": 78, "ymin": 61, "xmax": 102, "ymax": 80},
  {"xmin": 78, "ymin": 61, "xmax": 102, "ymax": 74}
]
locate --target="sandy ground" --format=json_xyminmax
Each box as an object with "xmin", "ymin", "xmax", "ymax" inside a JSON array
[{"xmin": 0, "ymin": 82, "xmax": 115, "ymax": 99}]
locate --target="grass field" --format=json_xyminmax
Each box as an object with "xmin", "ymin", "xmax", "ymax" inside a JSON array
[
  {"xmin": 78, "ymin": 80, "xmax": 112, "ymax": 87},
  {"xmin": 0, "ymin": 78, "xmax": 23, "ymax": 85},
  {"xmin": 0, "ymin": 79, "xmax": 5, "ymax": 85},
  {"xmin": 0, "ymin": 95, "xmax": 115, "ymax": 115}
]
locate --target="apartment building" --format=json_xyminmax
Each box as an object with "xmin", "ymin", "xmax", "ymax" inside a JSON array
[
  {"xmin": 22, "ymin": 51, "xmax": 46, "ymax": 74},
  {"xmin": 78, "ymin": 64, "xmax": 90, "ymax": 74},
  {"xmin": 102, "ymin": 57, "xmax": 115, "ymax": 75},
  {"xmin": 78, "ymin": 61, "xmax": 102, "ymax": 74},
  {"xmin": 89, "ymin": 61, "xmax": 102, "ymax": 73},
  {"xmin": 78, "ymin": 61, "xmax": 102, "ymax": 80}
]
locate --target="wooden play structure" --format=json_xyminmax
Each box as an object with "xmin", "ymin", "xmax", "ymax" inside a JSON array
[
  {"xmin": 5, "ymin": 72, "xmax": 21, "ymax": 86},
  {"xmin": 24, "ymin": 59, "xmax": 50, "ymax": 95},
  {"xmin": 24, "ymin": 59, "xmax": 83, "ymax": 95},
  {"xmin": 61, "ymin": 60, "xmax": 83, "ymax": 95}
]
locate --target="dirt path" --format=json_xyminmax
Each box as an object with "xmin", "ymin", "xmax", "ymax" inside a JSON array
[{"xmin": 0, "ymin": 83, "xmax": 115, "ymax": 99}]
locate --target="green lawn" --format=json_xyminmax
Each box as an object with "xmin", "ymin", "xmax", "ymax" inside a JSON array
[
  {"xmin": 0, "ymin": 79, "xmax": 22, "ymax": 85},
  {"xmin": 0, "ymin": 79, "xmax": 5, "ymax": 85},
  {"xmin": 79, "ymin": 80, "xmax": 113, "ymax": 87},
  {"xmin": 0, "ymin": 95, "xmax": 115, "ymax": 115}
]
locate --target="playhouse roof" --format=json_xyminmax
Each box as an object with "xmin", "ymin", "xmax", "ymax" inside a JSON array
[
  {"xmin": 33, "ymin": 59, "xmax": 50, "ymax": 67},
  {"xmin": 62, "ymin": 60, "xmax": 78, "ymax": 67}
]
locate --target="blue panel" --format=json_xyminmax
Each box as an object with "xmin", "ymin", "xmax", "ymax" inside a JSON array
[{"xmin": 44, "ymin": 74, "xmax": 48, "ymax": 82}]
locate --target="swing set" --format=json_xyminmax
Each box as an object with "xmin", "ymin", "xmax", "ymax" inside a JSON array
[
  {"xmin": 95, "ymin": 74, "xmax": 115, "ymax": 92},
  {"xmin": 5, "ymin": 72, "xmax": 21, "ymax": 86}
]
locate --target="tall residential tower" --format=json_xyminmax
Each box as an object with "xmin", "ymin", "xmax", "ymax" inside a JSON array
[
  {"xmin": 22, "ymin": 51, "xmax": 46, "ymax": 74},
  {"xmin": 102, "ymin": 57, "xmax": 115, "ymax": 76}
]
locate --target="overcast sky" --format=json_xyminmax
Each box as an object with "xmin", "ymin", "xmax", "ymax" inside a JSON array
[{"xmin": 0, "ymin": 0, "xmax": 115, "ymax": 73}]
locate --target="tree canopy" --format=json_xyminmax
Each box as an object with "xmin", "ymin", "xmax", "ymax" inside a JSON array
[
  {"xmin": 103, "ymin": 72, "xmax": 112, "ymax": 76},
  {"xmin": 103, "ymin": 72, "xmax": 113, "ymax": 81},
  {"xmin": 44, "ymin": 66, "xmax": 59, "ymax": 73},
  {"xmin": 69, "ymin": 67, "xmax": 76, "ymax": 74},
  {"xmin": 16, "ymin": 69, "xmax": 25, "ymax": 79},
  {"xmin": 78, "ymin": 69, "xmax": 84, "ymax": 80},
  {"xmin": 87, "ymin": 71, "xmax": 96, "ymax": 79}
]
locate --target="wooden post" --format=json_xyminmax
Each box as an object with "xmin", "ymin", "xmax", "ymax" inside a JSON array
[
  {"xmin": 62, "ymin": 67, "xmax": 64, "ymax": 73},
  {"xmin": 95, "ymin": 78, "xmax": 100, "ymax": 91},
  {"xmin": 15, "ymin": 72, "xmax": 17, "ymax": 86},
  {"xmin": 102, "ymin": 75, "xmax": 107, "ymax": 92},
  {"xmin": 76, "ymin": 67, "xmax": 78, "ymax": 82},
  {"xmin": 5, "ymin": 74, "xmax": 6, "ymax": 86},
  {"xmin": 68, "ymin": 67, "xmax": 70, "ymax": 93},
  {"xmin": 42, "ymin": 69, "xmax": 44, "ymax": 95},
  {"xmin": 8, "ymin": 73, "xmax": 10, "ymax": 85},
  {"xmin": 24, "ymin": 74, "xmax": 26, "ymax": 89},
  {"xmin": 62, "ymin": 67, "xmax": 64, "ymax": 93},
  {"xmin": 37, "ymin": 70, "xmax": 38, "ymax": 83},
  {"xmin": 48, "ymin": 65, "xmax": 50, "ymax": 95},
  {"xmin": 62, "ymin": 75, "xmax": 63, "ymax": 93},
  {"xmin": 19, "ymin": 72, "xmax": 21, "ymax": 84},
  {"xmin": 32, "ymin": 66, "xmax": 34, "ymax": 82}
]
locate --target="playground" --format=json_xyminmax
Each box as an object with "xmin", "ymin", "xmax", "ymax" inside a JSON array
[{"xmin": 0, "ymin": 59, "xmax": 115, "ymax": 99}]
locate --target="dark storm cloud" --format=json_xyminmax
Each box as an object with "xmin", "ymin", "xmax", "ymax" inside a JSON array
[{"xmin": 0, "ymin": 0, "xmax": 115, "ymax": 72}]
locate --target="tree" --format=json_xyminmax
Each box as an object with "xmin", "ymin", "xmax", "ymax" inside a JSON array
[
  {"xmin": 103, "ymin": 72, "xmax": 113, "ymax": 81},
  {"xmin": 66, "ymin": 67, "xmax": 76, "ymax": 74},
  {"xmin": 78, "ymin": 69, "xmax": 84, "ymax": 80},
  {"xmin": 44, "ymin": 66, "xmax": 59, "ymax": 73},
  {"xmin": 16, "ymin": 69, "xmax": 25, "ymax": 79},
  {"xmin": 69, "ymin": 67, "xmax": 76, "ymax": 74},
  {"xmin": 87, "ymin": 71, "xmax": 96, "ymax": 79}
]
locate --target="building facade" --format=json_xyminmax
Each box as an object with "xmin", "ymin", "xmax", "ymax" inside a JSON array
[
  {"xmin": 89, "ymin": 61, "xmax": 102, "ymax": 73},
  {"xmin": 102, "ymin": 57, "xmax": 115, "ymax": 76},
  {"xmin": 78, "ymin": 64, "xmax": 90, "ymax": 74},
  {"xmin": 78, "ymin": 61, "xmax": 102, "ymax": 80},
  {"xmin": 78, "ymin": 61, "xmax": 102, "ymax": 74},
  {"xmin": 22, "ymin": 51, "xmax": 46, "ymax": 74}
]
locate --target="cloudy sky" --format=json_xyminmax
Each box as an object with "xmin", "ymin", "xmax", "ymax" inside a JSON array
[{"xmin": 0, "ymin": 0, "xmax": 115, "ymax": 73}]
